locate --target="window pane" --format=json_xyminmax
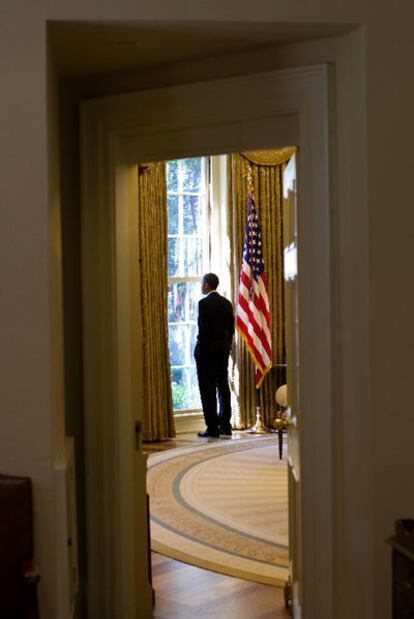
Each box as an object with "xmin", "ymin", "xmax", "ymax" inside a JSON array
[
  {"xmin": 184, "ymin": 237, "xmax": 202, "ymax": 276},
  {"xmin": 188, "ymin": 282, "xmax": 200, "ymax": 321},
  {"xmin": 171, "ymin": 366, "xmax": 201, "ymax": 411},
  {"xmin": 168, "ymin": 281, "xmax": 200, "ymax": 323},
  {"xmin": 190, "ymin": 323, "xmax": 198, "ymax": 353},
  {"xmin": 183, "ymin": 195, "xmax": 201, "ymax": 235},
  {"xmin": 168, "ymin": 237, "xmax": 179, "ymax": 276},
  {"xmin": 183, "ymin": 158, "xmax": 202, "ymax": 192},
  {"xmin": 168, "ymin": 325, "xmax": 187, "ymax": 366},
  {"xmin": 186, "ymin": 367, "xmax": 201, "ymax": 409},
  {"xmin": 167, "ymin": 160, "xmax": 179, "ymax": 192},
  {"xmin": 171, "ymin": 367, "xmax": 186, "ymax": 410},
  {"xmin": 167, "ymin": 194, "xmax": 179, "ymax": 234},
  {"xmin": 168, "ymin": 282, "xmax": 187, "ymax": 323}
]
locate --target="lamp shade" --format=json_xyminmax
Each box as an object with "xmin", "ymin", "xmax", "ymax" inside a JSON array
[{"xmin": 275, "ymin": 384, "xmax": 287, "ymax": 407}]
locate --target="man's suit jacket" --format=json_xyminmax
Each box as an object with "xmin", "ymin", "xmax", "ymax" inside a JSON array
[{"xmin": 195, "ymin": 291, "xmax": 234, "ymax": 359}]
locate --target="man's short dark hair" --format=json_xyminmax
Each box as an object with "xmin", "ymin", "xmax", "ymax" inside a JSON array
[{"xmin": 203, "ymin": 273, "xmax": 219, "ymax": 290}]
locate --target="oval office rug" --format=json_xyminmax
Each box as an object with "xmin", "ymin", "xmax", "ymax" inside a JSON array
[{"xmin": 147, "ymin": 435, "xmax": 289, "ymax": 585}]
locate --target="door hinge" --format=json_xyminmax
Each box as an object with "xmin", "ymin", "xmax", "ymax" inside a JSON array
[
  {"xmin": 284, "ymin": 577, "xmax": 293, "ymax": 614},
  {"xmin": 135, "ymin": 421, "xmax": 142, "ymax": 451}
]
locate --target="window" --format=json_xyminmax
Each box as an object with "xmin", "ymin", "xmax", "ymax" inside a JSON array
[{"xmin": 167, "ymin": 157, "xmax": 209, "ymax": 413}]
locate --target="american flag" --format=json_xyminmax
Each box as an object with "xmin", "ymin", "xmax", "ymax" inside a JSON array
[{"xmin": 236, "ymin": 192, "xmax": 272, "ymax": 388}]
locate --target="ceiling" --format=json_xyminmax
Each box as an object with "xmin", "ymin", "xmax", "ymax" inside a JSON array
[{"xmin": 48, "ymin": 21, "xmax": 352, "ymax": 78}]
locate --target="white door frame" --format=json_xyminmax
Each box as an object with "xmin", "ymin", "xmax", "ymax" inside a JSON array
[{"xmin": 81, "ymin": 65, "xmax": 333, "ymax": 619}]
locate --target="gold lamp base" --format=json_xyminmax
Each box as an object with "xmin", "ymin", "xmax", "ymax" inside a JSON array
[{"xmin": 247, "ymin": 406, "xmax": 273, "ymax": 434}]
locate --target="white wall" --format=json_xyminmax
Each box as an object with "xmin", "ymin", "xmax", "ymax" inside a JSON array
[
  {"xmin": 0, "ymin": 9, "xmax": 58, "ymax": 618},
  {"xmin": 0, "ymin": 1, "xmax": 413, "ymax": 617}
]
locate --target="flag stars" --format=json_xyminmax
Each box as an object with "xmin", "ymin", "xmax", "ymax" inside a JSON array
[{"xmin": 243, "ymin": 203, "xmax": 265, "ymax": 278}]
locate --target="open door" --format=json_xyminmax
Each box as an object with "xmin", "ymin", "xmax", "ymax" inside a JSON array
[{"xmin": 283, "ymin": 153, "xmax": 302, "ymax": 617}]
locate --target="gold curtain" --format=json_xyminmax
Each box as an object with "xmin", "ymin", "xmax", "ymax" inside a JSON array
[
  {"xmin": 138, "ymin": 162, "xmax": 176, "ymax": 441},
  {"xmin": 228, "ymin": 153, "xmax": 287, "ymax": 428}
]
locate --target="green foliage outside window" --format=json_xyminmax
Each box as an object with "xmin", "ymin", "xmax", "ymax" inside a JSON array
[{"xmin": 171, "ymin": 381, "xmax": 187, "ymax": 409}]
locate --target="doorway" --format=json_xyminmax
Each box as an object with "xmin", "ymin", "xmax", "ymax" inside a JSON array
[
  {"xmin": 142, "ymin": 150, "xmax": 290, "ymax": 596},
  {"xmin": 81, "ymin": 65, "xmax": 332, "ymax": 619}
]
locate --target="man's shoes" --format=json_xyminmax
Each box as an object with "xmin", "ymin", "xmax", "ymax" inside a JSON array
[
  {"xmin": 197, "ymin": 429, "xmax": 220, "ymax": 438},
  {"xmin": 219, "ymin": 426, "xmax": 233, "ymax": 436}
]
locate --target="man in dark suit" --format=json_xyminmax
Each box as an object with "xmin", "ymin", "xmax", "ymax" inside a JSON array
[{"xmin": 194, "ymin": 273, "xmax": 235, "ymax": 438}]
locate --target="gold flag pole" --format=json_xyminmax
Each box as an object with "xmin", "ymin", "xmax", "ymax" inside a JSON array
[
  {"xmin": 248, "ymin": 397, "xmax": 272, "ymax": 434},
  {"xmin": 245, "ymin": 164, "xmax": 273, "ymax": 435}
]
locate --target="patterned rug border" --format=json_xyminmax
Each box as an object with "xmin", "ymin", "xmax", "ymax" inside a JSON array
[
  {"xmin": 148, "ymin": 436, "xmax": 289, "ymax": 585},
  {"xmin": 147, "ymin": 435, "xmax": 276, "ymax": 465},
  {"xmin": 171, "ymin": 448, "xmax": 288, "ymax": 552}
]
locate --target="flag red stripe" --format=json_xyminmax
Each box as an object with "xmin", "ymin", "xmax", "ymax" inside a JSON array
[
  {"xmin": 240, "ymin": 269, "xmax": 251, "ymax": 290},
  {"xmin": 237, "ymin": 301, "xmax": 271, "ymax": 362},
  {"xmin": 236, "ymin": 323, "xmax": 268, "ymax": 373},
  {"xmin": 236, "ymin": 315, "xmax": 271, "ymax": 371},
  {"xmin": 238, "ymin": 291, "xmax": 272, "ymax": 358}
]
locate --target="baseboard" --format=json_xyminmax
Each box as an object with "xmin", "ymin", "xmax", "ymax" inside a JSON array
[
  {"xmin": 54, "ymin": 438, "xmax": 79, "ymax": 618},
  {"xmin": 174, "ymin": 412, "xmax": 204, "ymax": 434},
  {"xmin": 293, "ymin": 598, "xmax": 302, "ymax": 618},
  {"xmin": 71, "ymin": 595, "xmax": 77, "ymax": 619},
  {"xmin": 73, "ymin": 585, "xmax": 87, "ymax": 619}
]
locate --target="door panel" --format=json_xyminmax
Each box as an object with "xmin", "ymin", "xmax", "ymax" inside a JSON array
[{"xmin": 283, "ymin": 153, "xmax": 302, "ymax": 615}]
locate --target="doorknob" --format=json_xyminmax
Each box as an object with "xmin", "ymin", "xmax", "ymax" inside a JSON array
[
  {"xmin": 274, "ymin": 406, "xmax": 297, "ymax": 431},
  {"xmin": 274, "ymin": 412, "xmax": 292, "ymax": 432}
]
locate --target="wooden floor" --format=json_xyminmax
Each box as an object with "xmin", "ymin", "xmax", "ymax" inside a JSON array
[{"xmin": 152, "ymin": 552, "xmax": 291, "ymax": 619}]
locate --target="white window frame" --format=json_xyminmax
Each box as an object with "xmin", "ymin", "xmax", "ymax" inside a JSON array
[{"xmin": 167, "ymin": 156, "xmax": 210, "ymax": 415}]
